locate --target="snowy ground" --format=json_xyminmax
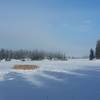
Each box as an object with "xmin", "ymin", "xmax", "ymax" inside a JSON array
[
  {"xmin": 0, "ymin": 59, "xmax": 100, "ymax": 100},
  {"xmin": 0, "ymin": 59, "xmax": 100, "ymax": 86}
]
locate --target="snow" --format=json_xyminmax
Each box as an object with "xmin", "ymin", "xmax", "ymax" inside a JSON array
[
  {"xmin": 0, "ymin": 59, "xmax": 100, "ymax": 100},
  {"xmin": 0, "ymin": 59, "xmax": 100, "ymax": 86}
]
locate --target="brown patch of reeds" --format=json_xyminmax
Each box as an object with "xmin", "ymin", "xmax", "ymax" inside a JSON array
[{"xmin": 13, "ymin": 64, "xmax": 39, "ymax": 70}]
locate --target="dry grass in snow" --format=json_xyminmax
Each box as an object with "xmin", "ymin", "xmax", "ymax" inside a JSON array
[{"xmin": 13, "ymin": 64, "xmax": 39, "ymax": 70}]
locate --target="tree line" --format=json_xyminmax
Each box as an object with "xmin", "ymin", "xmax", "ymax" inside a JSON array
[
  {"xmin": 89, "ymin": 40, "xmax": 100, "ymax": 60},
  {"xmin": 0, "ymin": 49, "xmax": 67, "ymax": 61}
]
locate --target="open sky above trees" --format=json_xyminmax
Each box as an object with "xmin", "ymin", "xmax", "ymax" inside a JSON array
[{"xmin": 0, "ymin": 0, "xmax": 100, "ymax": 56}]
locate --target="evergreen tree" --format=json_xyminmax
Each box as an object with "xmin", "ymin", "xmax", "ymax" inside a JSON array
[
  {"xmin": 89, "ymin": 48, "xmax": 94, "ymax": 60},
  {"xmin": 96, "ymin": 40, "xmax": 100, "ymax": 59}
]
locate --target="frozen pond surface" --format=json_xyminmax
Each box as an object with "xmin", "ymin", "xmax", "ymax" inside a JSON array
[{"xmin": 0, "ymin": 59, "xmax": 100, "ymax": 100}]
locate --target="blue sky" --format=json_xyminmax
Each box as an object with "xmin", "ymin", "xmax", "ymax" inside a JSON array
[{"xmin": 0, "ymin": 0, "xmax": 100, "ymax": 56}]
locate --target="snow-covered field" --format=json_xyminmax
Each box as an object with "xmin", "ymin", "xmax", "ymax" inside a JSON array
[
  {"xmin": 0, "ymin": 59, "xmax": 100, "ymax": 86},
  {"xmin": 0, "ymin": 59, "xmax": 100, "ymax": 100}
]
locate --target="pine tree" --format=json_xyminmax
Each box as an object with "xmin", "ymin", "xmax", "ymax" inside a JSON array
[
  {"xmin": 96, "ymin": 40, "xmax": 100, "ymax": 59},
  {"xmin": 89, "ymin": 48, "xmax": 94, "ymax": 60}
]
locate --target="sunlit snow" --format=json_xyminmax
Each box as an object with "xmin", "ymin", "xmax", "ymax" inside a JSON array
[{"xmin": 0, "ymin": 59, "xmax": 100, "ymax": 86}]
